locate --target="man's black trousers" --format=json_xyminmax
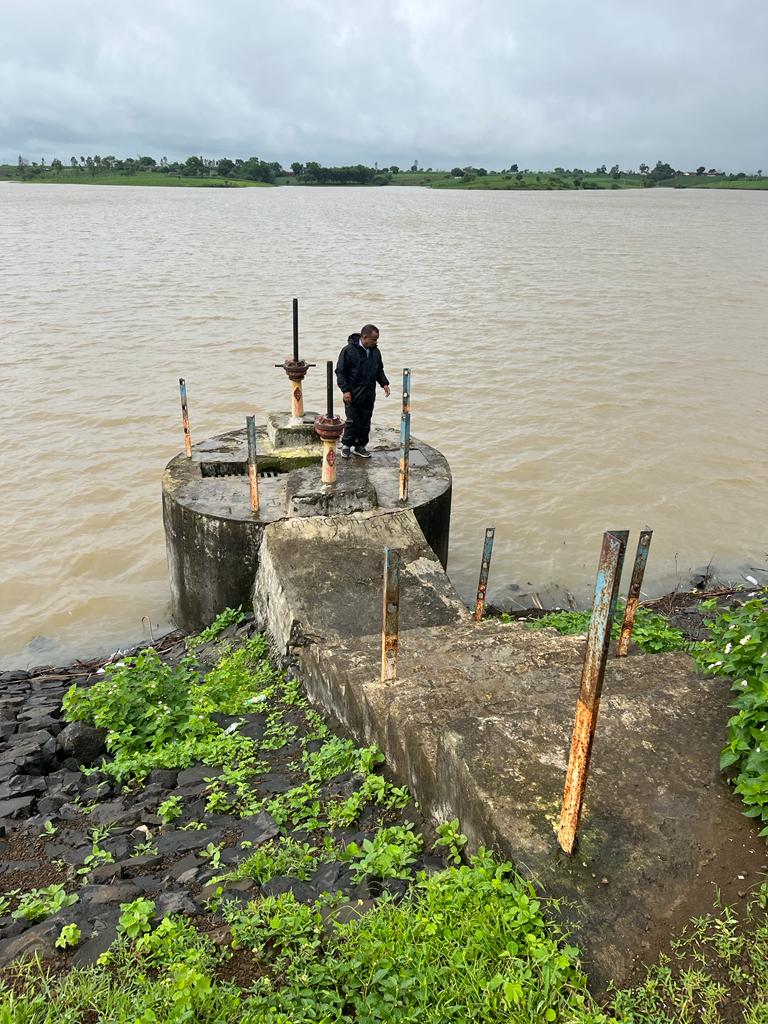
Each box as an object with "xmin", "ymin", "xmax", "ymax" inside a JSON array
[{"xmin": 342, "ymin": 394, "xmax": 375, "ymax": 449}]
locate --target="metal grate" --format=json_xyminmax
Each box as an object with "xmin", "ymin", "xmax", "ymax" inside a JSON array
[{"xmin": 200, "ymin": 462, "xmax": 287, "ymax": 480}]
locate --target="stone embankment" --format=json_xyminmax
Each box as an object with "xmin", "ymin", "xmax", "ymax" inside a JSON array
[{"xmin": 0, "ymin": 620, "xmax": 438, "ymax": 971}]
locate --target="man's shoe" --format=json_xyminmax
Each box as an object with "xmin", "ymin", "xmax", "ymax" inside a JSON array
[
  {"xmin": 353, "ymin": 446, "xmax": 372, "ymax": 459},
  {"xmin": 340, "ymin": 446, "xmax": 351, "ymax": 459}
]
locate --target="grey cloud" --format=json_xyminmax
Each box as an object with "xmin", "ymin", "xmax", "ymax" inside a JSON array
[{"xmin": 1, "ymin": 0, "xmax": 766, "ymax": 169}]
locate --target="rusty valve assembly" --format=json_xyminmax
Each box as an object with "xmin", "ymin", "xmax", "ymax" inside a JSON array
[
  {"xmin": 314, "ymin": 360, "xmax": 344, "ymax": 484},
  {"xmin": 275, "ymin": 298, "xmax": 315, "ymax": 423}
]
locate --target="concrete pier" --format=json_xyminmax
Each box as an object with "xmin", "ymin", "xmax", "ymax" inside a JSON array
[
  {"xmin": 162, "ymin": 410, "xmax": 762, "ymax": 992},
  {"xmin": 162, "ymin": 416, "xmax": 452, "ymax": 630}
]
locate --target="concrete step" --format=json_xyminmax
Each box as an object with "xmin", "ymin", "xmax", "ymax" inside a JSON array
[{"xmin": 252, "ymin": 509, "xmax": 469, "ymax": 654}]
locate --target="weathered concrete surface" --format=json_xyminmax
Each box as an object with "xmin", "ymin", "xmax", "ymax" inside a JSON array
[
  {"xmin": 285, "ymin": 468, "xmax": 378, "ymax": 517},
  {"xmin": 266, "ymin": 411, "xmax": 320, "ymax": 449},
  {"xmin": 252, "ymin": 510, "xmax": 468, "ymax": 654},
  {"xmin": 163, "ymin": 423, "xmax": 452, "ymax": 630},
  {"xmin": 265, "ymin": 605, "xmax": 764, "ymax": 991}
]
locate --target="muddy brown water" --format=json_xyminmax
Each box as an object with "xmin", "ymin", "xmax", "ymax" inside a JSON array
[{"xmin": 1, "ymin": 183, "xmax": 767, "ymax": 667}]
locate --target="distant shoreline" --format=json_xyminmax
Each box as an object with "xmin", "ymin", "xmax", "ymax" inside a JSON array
[{"xmin": 2, "ymin": 168, "xmax": 767, "ymax": 191}]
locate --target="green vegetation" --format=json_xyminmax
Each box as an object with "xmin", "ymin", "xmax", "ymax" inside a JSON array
[
  {"xmin": 9, "ymin": 884, "xmax": 78, "ymax": 923},
  {"xmin": 2, "ymin": 154, "xmax": 765, "ymax": 190},
  {"xmin": 61, "ymin": 634, "xmax": 277, "ymax": 782},
  {"xmin": 186, "ymin": 605, "xmax": 245, "ymax": 649},
  {"xmin": 2, "ymin": 610, "xmax": 767, "ymax": 1020},
  {"xmin": 518, "ymin": 605, "xmax": 687, "ymax": 653},
  {"xmin": 55, "ymin": 924, "xmax": 82, "ymax": 950},
  {"xmin": 695, "ymin": 593, "xmax": 768, "ymax": 834},
  {"xmin": 117, "ymin": 898, "xmax": 156, "ymax": 940}
]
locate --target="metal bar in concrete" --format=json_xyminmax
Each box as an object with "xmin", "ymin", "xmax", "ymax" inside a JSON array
[
  {"xmin": 179, "ymin": 377, "xmax": 192, "ymax": 458},
  {"xmin": 399, "ymin": 368, "xmax": 411, "ymax": 502},
  {"xmin": 246, "ymin": 415, "xmax": 260, "ymax": 513},
  {"xmin": 381, "ymin": 547, "xmax": 401, "ymax": 682},
  {"xmin": 616, "ymin": 528, "xmax": 653, "ymax": 657},
  {"xmin": 326, "ymin": 360, "xmax": 334, "ymax": 418},
  {"xmin": 473, "ymin": 527, "xmax": 496, "ymax": 621},
  {"xmin": 557, "ymin": 529, "xmax": 628, "ymax": 855},
  {"xmin": 292, "ymin": 298, "xmax": 299, "ymax": 362}
]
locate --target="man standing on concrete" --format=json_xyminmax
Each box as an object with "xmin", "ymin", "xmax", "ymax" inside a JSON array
[{"xmin": 335, "ymin": 324, "xmax": 390, "ymax": 458}]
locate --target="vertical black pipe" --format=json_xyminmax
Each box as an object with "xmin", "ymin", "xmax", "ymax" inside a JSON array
[
  {"xmin": 326, "ymin": 360, "xmax": 334, "ymax": 417},
  {"xmin": 292, "ymin": 298, "xmax": 299, "ymax": 362}
]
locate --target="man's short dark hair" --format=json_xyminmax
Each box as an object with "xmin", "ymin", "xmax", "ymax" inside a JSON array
[{"xmin": 360, "ymin": 324, "xmax": 379, "ymax": 338}]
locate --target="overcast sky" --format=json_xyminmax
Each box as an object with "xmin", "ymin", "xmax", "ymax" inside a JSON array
[{"xmin": 1, "ymin": 0, "xmax": 766, "ymax": 171}]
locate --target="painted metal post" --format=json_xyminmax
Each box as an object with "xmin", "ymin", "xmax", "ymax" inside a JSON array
[
  {"xmin": 473, "ymin": 527, "xmax": 496, "ymax": 621},
  {"xmin": 246, "ymin": 415, "xmax": 260, "ymax": 513},
  {"xmin": 314, "ymin": 368, "xmax": 344, "ymax": 486},
  {"xmin": 557, "ymin": 529, "xmax": 628, "ymax": 855},
  {"xmin": 381, "ymin": 547, "xmax": 401, "ymax": 682},
  {"xmin": 179, "ymin": 378, "xmax": 192, "ymax": 458},
  {"xmin": 292, "ymin": 297, "xmax": 299, "ymax": 363},
  {"xmin": 616, "ymin": 528, "xmax": 653, "ymax": 656},
  {"xmin": 291, "ymin": 377, "xmax": 304, "ymax": 422},
  {"xmin": 399, "ymin": 368, "xmax": 411, "ymax": 503}
]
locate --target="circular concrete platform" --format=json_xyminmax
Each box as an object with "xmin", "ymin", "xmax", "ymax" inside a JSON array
[{"xmin": 162, "ymin": 415, "xmax": 452, "ymax": 630}]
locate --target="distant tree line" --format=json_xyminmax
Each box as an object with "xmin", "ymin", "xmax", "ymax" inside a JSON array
[{"xmin": 7, "ymin": 154, "xmax": 764, "ymax": 187}]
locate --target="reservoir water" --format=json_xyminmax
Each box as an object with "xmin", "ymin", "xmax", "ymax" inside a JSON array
[{"xmin": 1, "ymin": 183, "xmax": 766, "ymax": 667}]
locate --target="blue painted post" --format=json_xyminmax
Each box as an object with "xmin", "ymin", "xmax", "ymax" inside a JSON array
[
  {"xmin": 617, "ymin": 529, "xmax": 653, "ymax": 656},
  {"xmin": 557, "ymin": 529, "xmax": 628, "ymax": 854},
  {"xmin": 381, "ymin": 547, "xmax": 402, "ymax": 682},
  {"xmin": 179, "ymin": 378, "xmax": 192, "ymax": 458},
  {"xmin": 399, "ymin": 368, "xmax": 411, "ymax": 502},
  {"xmin": 246, "ymin": 415, "xmax": 259, "ymax": 513},
  {"xmin": 474, "ymin": 527, "xmax": 496, "ymax": 621}
]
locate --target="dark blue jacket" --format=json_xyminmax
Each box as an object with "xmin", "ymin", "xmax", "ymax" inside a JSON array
[{"xmin": 335, "ymin": 334, "xmax": 389, "ymax": 403}]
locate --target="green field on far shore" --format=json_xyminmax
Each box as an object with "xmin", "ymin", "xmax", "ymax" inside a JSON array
[
  {"xmin": 2, "ymin": 165, "xmax": 767, "ymax": 191},
  {"xmin": 0, "ymin": 169, "xmax": 271, "ymax": 188}
]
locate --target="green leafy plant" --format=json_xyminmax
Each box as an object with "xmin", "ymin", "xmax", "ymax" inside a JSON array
[
  {"xmin": 267, "ymin": 782, "xmax": 324, "ymax": 830},
  {"xmin": 12, "ymin": 885, "xmax": 78, "ymax": 923},
  {"xmin": 201, "ymin": 842, "xmax": 224, "ymax": 869},
  {"xmin": 222, "ymin": 837, "xmax": 322, "ymax": 886},
  {"xmin": 179, "ymin": 819, "xmax": 207, "ymax": 831},
  {"xmin": 130, "ymin": 840, "xmax": 158, "ymax": 858},
  {"xmin": 695, "ymin": 594, "xmax": 768, "ymax": 834},
  {"xmin": 55, "ymin": 923, "xmax": 82, "ymax": 950},
  {"xmin": 346, "ymin": 823, "xmax": 423, "ymax": 882},
  {"xmin": 186, "ymin": 606, "xmax": 245, "ymax": 650},
  {"xmin": 433, "ymin": 819, "xmax": 468, "ymax": 865},
  {"xmin": 117, "ymin": 898, "xmax": 155, "ymax": 939},
  {"xmin": 157, "ymin": 795, "xmax": 183, "ymax": 824}
]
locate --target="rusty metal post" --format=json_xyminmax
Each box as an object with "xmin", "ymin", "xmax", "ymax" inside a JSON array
[
  {"xmin": 557, "ymin": 529, "xmax": 628, "ymax": 855},
  {"xmin": 292, "ymin": 297, "xmax": 299, "ymax": 362},
  {"xmin": 246, "ymin": 415, "xmax": 260, "ymax": 513},
  {"xmin": 179, "ymin": 378, "xmax": 192, "ymax": 458},
  {"xmin": 381, "ymin": 547, "xmax": 401, "ymax": 682},
  {"xmin": 616, "ymin": 529, "xmax": 653, "ymax": 657},
  {"xmin": 473, "ymin": 527, "xmax": 496, "ymax": 621},
  {"xmin": 399, "ymin": 368, "xmax": 411, "ymax": 502}
]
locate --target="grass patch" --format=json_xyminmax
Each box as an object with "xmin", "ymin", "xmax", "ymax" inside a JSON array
[{"xmin": 515, "ymin": 605, "xmax": 687, "ymax": 653}]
